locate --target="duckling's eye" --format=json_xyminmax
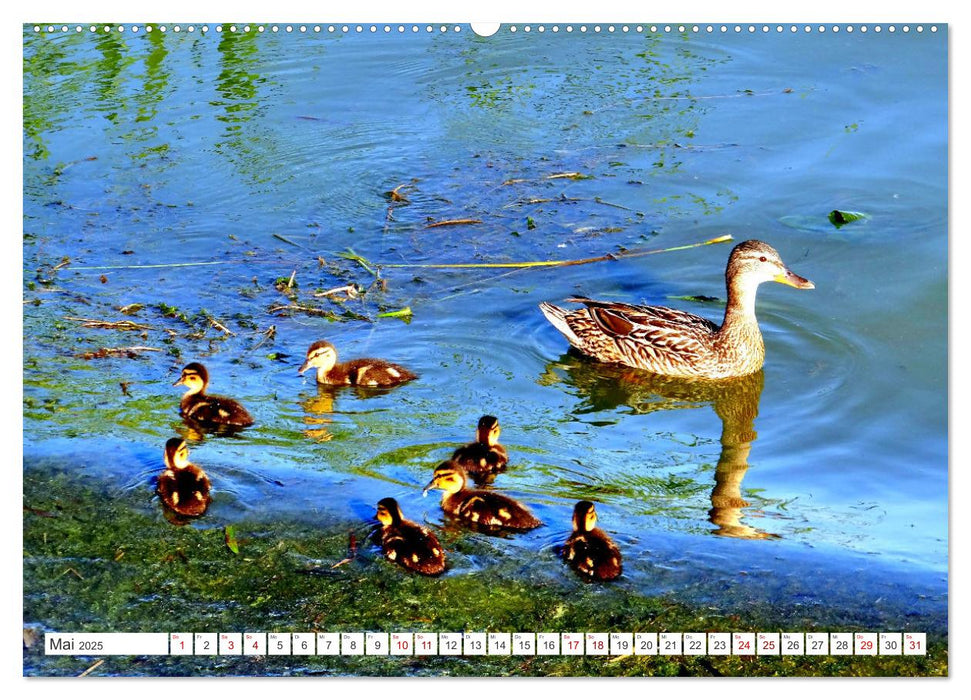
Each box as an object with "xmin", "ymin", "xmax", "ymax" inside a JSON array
[{"xmin": 759, "ymin": 256, "xmax": 767, "ymax": 262}]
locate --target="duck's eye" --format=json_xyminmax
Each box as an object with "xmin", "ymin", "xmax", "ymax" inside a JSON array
[{"xmin": 759, "ymin": 256, "xmax": 767, "ymax": 262}]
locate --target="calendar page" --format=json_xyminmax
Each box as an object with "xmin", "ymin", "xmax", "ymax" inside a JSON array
[{"xmin": 21, "ymin": 20, "xmax": 948, "ymax": 678}]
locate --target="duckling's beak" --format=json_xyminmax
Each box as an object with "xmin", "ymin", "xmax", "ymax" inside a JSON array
[
  {"xmin": 297, "ymin": 360, "xmax": 311, "ymax": 375},
  {"xmin": 774, "ymin": 269, "xmax": 815, "ymax": 290},
  {"xmin": 421, "ymin": 477, "xmax": 438, "ymax": 498},
  {"xmin": 172, "ymin": 376, "xmax": 185, "ymax": 386}
]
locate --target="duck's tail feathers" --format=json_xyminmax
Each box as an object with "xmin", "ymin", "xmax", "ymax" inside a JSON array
[{"xmin": 539, "ymin": 302, "xmax": 583, "ymax": 348}]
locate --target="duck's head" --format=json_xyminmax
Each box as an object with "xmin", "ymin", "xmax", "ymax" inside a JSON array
[
  {"xmin": 173, "ymin": 363, "xmax": 209, "ymax": 394},
  {"xmin": 572, "ymin": 500, "xmax": 598, "ymax": 533},
  {"xmin": 475, "ymin": 415, "xmax": 501, "ymax": 446},
  {"xmin": 422, "ymin": 461, "xmax": 467, "ymax": 496},
  {"xmin": 376, "ymin": 497, "xmax": 403, "ymax": 526},
  {"xmin": 299, "ymin": 340, "xmax": 338, "ymax": 375},
  {"xmin": 164, "ymin": 437, "xmax": 191, "ymax": 469},
  {"xmin": 727, "ymin": 240, "xmax": 814, "ymax": 291}
]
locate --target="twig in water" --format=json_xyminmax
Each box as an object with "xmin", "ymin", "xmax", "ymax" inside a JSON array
[
  {"xmin": 79, "ymin": 346, "xmax": 162, "ymax": 360},
  {"xmin": 424, "ymin": 218, "xmax": 483, "ymax": 229},
  {"xmin": 504, "ymin": 194, "xmax": 633, "ymax": 211},
  {"xmin": 502, "ymin": 172, "xmax": 591, "ymax": 186},
  {"xmin": 381, "ymin": 235, "xmax": 733, "ymax": 270},
  {"xmin": 64, "ymin": 317, "xmax": 153, "ymax": 331},
  {"xmin": 273, "ymin": 233, "xmax": 306, "ymax": 249},
  {"xmin": 78, "ymin": 659, "xmax": 105, "ymax": 677},
  {"xmin": 313, "ymin": 284, "xmax": 360, "ymax": 299},
  {"xmin": 251, "ymin": 325, "xmax": 276, "ymax": 352},
  {"xmin": 207, "ymin": 316, "xmax": 235, "ymax": 336},
  {"xmin": 330, "ymin": 530, "xmax": 359, "ymax": 569},
  {"xmin": 269, "ymin": 303, "xmax": 338, "ymax": 319}
]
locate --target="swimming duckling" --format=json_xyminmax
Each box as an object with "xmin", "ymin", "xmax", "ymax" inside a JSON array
[
  {"xmin": 451, "ymin": 415, "xmax": 508, "ymax": 482},
  {"xmin": 422, "ymin": 461, "xmax": 541, "ymax": 532},
  {"xmin": 157, "ymin": 438, "xmax": 212, "ymax": 518},
  {"xmin": 298, "ymin": 340, "xmax": 417, "ymax": 388},
  {"xmin": 563, "ymin": 501, "xmax": 622, "ymax": 582},
  {"xmin": 173, "ymin": 362, "xmax": 254, "ymax": 429},
  {"xmin": 375, "ymin": 497, "xmax": 446, "ymax": 576},
  {"xmin": 540, "ymin": 240, "xmax": 814, "ymax": 379}
]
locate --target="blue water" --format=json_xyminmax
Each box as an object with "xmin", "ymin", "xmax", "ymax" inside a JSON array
[{"xmin": 23, "ymin": 24, "xmax": 948, "ymax": 635}]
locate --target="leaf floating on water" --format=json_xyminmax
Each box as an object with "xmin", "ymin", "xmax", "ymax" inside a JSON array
[
  {"xmin": 385, "ymin": 182, "xmax": 415, "ymax": 202},
  {"xmin": 828, "ymin": 209, "xmax": 870, "ymax": 228},
  {"xmin": 117, "ymin": 303, "xmax": 143, "ymax": 316},
  {"xmin": 224, "ymin": 526, "xmax": 240, "ymax": 555},
  {"xmin": 337, "ymin": 249, "xmax": 377, "ymax": 275},
  {"xmin": 377, "ymin": 306, "xmax": 413, "ymax": 321}
]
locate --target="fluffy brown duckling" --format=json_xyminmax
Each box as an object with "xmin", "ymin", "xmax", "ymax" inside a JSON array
[
  {"xmin": 563, "ymin": 501, "xmax": 622, "ymax": 582},
  {"xmin": 157, "ymin": 438, "xmax": 212, "ymax": 518},
  {"xmin": 451, "ymin": 415, "xmax": 508, "ymax": 481},
  {"xmin": 422, "ymin": 461, "xmax": 541, "ymax": 533},
  {"xmin": 173, "ymin": 362, "xmax": 254, "ymax": 429},
  {"xmin": 375, "ymin": 497, "xmax": 446, "ymax": 576},
  {"xmin": 298, "ymin": 340, "xmax": 417, "ymax": 388}
]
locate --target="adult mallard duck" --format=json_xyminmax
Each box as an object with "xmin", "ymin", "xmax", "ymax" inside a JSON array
[
  {"xmin": 563, "ymin": 501, "xmax": 622, "ymax": 582},
  {"xmin": 422, "ymin": 461, "xmax": 541, "ymax": 533},
  {"xmin": 173, "ymin": 362, "xmax": 254, "ymax": 429},
  {"xmin": 157, "ymin": 438, "xmax": 212, "ymax": 518},
  {"xmin": 298, "ymin": 340, "xmax": 416, "ymax": 388},
  {"xmin": 539, "ymin": 240, "xmax": 813, "ymax": 379},
  {"xmin": 451, "ymin": 415, "xmax": 508, "ymax": 481},
  {"xmin": 375, "ymin": 497, "xmax": 446, "ymax": 576}
]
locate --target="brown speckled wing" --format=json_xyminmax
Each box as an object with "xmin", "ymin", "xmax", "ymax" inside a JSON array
[
  {"xmin": 183, "ymin": 394, "xmax": 254, "ymax": 428},
  {"xmin": 382, "ymin": 522, "xmax": 445, "ymax": 575},
  {"xmin": 451, "ymin": 443, "xmax": 508, "ymax": 476},
  {"xmin": 448, "ymin": 491, "xmax": 541, "ymax": 531},
  {"xmin": 564, "ymin": 298, "xmax": 720, "ymax": 376},
  {"xmin": 563, "ymin": 529, "xmax": 622, "ymax": 581}
]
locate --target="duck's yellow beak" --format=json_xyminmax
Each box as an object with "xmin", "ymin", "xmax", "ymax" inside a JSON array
[{"xmin": 774, "ymin": 269, "xmax": 815, "ymax": 290}]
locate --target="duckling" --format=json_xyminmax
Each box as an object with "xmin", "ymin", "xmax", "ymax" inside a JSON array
[
  {"xmin": 451, "ymin": 415, "xmax": 508, "ymax": 481},
  {"xmin": 563, "ymin": 501, "xmax": 622, "ymax": 582},
  {"xmin": 375, "ymin": 497, "xmax": 446, "ymax": 576},
  {"xmin": 173, "ymin": 362, "xmax": 254, "ymax": 429},
  {"xmin": 540, "ymin": 240, "xmax": 814, "ymax": 379},
  {"xmin": 157, "ymin": 438, "xmax": 212, "ymax": 517},
  {"xmin": 422, "ymin": 461, "xmax": 541, "ymax": 532},
  {"xmin": 298, "ymin": 340, "xmax": 417, "ymax": 388}
]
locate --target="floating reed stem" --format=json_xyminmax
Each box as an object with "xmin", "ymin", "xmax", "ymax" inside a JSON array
[{"xmin": 381, "ymin": 235, "xmax": 733, "ymax": 270}]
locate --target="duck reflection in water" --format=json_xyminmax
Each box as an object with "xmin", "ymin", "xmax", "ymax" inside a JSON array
[
  {"xmin": 299, "ymin": 383, "xmax": 406, "ymax": 442},
  {"xmin": 300, "ymin": 385, "xmax": 337, "ymax": 442},
  {"xmin": 541, "ymin": 354, "xmax": 780, "ymax": 540}
]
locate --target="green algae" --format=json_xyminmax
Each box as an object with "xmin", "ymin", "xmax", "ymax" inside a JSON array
[{"xmin": 23, "ymin": 465, "xmax": 947, "ymax": 677}]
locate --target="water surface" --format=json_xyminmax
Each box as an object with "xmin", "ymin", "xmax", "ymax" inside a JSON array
[{"xmin": 23, "ymin": 24, "xmax": 947, "ymax": 673}]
